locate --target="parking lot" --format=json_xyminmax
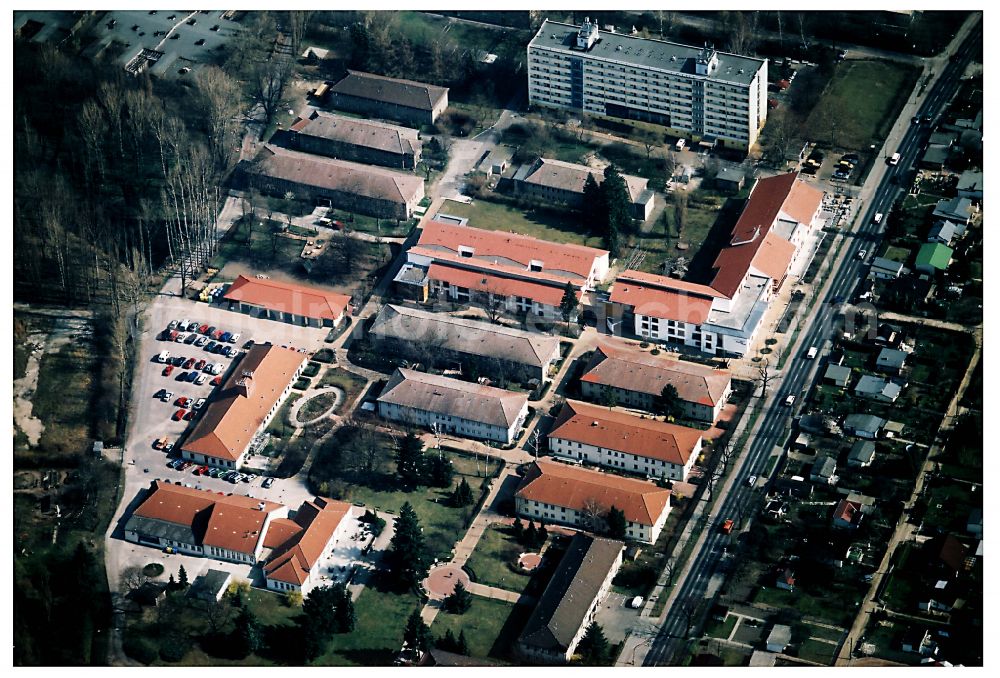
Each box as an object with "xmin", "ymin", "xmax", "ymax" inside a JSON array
[{"xmin": 105, "ymin": 292, "xmax": 333, "ymax": 585}]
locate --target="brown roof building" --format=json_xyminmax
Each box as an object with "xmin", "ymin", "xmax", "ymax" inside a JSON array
[
  {"xmin": 579, "ymin": 340, "xmax": 732, "ymax": 422},
  {"xmin": 395, "ymin": 220, "xmax": 609, "ymax": 318},
  {"xmin": 515, "ymin": 459, "xmax": 672, "ymax": 543},
  {"xmin": 248, "ymin": 145, "xmax": 425, "ymax": 220},
  {"xmin": 516, "ymin": 533, "xmax": 624, "ymax": 664},
  {"xmin": 124, "ymin": 480, "xmax": 283, "ymax": 563},
  {"xmin": 608, "ymin": 172, "xmax": 823, "ymax": 357},
  {"xmin": 181, "ymin": 344, "xmax": 306, "ymax": 469},
  {"xmin": 510, "ymin": 157, "xmax": 654, "ymax": 220},
  {"xmin": 223, "ymin": 275, "xmax": 351, "ymax": 328},
  {"xmin": 377, "ymin": 368, "xmax": 529, "ymax": 444},
  {"xmin": 290, "ymin": 110, "xmax": 422, "ymax": 170},
  {"xmin": 548, "ymin": 400, "xmax": 703, "ymax": 481},
  {"xmin": 328, "ymin": 70, "xmax": 449, "ymax": 126},
  {"xmin": 263, "ymin": 497, "xmax": 353, "ymax": 594}
]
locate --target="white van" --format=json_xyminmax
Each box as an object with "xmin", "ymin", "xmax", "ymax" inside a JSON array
[
  {"xmin": 675, "ymin": 138, "xmax": 686, "ymax": 151},
  {"xmin": 157, "ymin": 350, "xmax": 170, "ymax": 363},
  {"xmin": 806, "ymin": 346, "xmax": 818, "ymax": 359},
  {"xmin": 888, "ymin": 152, "xmax": 901, "ymax": 166},
  {"xmin": 873, "ymin": 212, "xmax": 884, "ymax": 224}
]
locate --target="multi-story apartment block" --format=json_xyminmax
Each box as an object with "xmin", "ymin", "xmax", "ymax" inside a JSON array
[
  {"xmin": 609, "ymin": 172, "xmax": 823, "ymax": 356},
  {"xmin": 527, "ymin": 19, "xmax": 768, "ymax": 151},
  {"xmin": 548, "ymin": 400, "xmax": 703, "ymax": 481},
  {"xmin": 394, "ymin": 220, "xmax": 609, "ymax": 319}
]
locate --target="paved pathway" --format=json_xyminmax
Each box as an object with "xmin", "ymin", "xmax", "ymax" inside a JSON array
[
  {"xmin": 288, "ymin": 386, "xmax": 343, "ymax": 426},
  {"xmin": 876, "ymin": 311, "xmax": 978, "ymax": 334}
]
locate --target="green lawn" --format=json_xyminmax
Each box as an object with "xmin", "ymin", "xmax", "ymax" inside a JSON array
[
  {"xmin": 316, "ymin": 368, "xmax": 370, "ymax": 412},
  {"xmin": 882, "ymin": 245, "xmax": 912, "ymax": 263},
  {"xmin": 634, "ymin": 199, "xmax": 720, "ymax": 275},
  {"xmin": 753, "ymin": 586, "xmax": 857, "ymax": 627},
  {"xmin": 29, "ymin": 330, "xmax": 96, "ymax": 455},
  {"xmin": 464, "ymin": 525, "xmax": 533, "ymax": 592},
  {"xmin": 246, "ymin": 588, "xmax": 300, "ymax": 627},
  {"xmin": 703, "ymin": 615, "xmax": 738, "ymax": 640},
  {"xmin": 439, "ymin": 198, "xmax": 602, "ymax": 248},
  {"xmin": 798, "ymin": 638, "xmax": 838, "ymax": 665},
  {"xmin": 804, "ymin": 60, "xmax": 920, "ymax": 150},
  {"xmin": 430, "ymin": 596, "xmax": 517, "ymax": 660},
  {"xmin": 316, "ymin": 576, "xmax": 422, "ymax": 666}
]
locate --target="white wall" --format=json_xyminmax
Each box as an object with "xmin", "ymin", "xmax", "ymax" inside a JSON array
[{"xmin": 548, "ymin": 435, "xmax": 701, "ymax": 482}]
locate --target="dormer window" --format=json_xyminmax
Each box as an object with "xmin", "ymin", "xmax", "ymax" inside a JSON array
[
  {"xmin": 529, "ymin": 260, "xmax": 544, "ymax": 272},
  {"xmin": 459, "ymin": 246, "xmax": 474, "ymax": 258}
]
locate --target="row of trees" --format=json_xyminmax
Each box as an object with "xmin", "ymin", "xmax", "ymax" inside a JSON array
[{"xmin": 582, "ymin": 165, "xmax": 634, "ymax": 257}]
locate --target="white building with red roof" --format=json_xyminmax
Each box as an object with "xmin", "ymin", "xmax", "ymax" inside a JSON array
[
  {"xmin": 223, "ymin": 275, "xmax": 352, "ymax": 328},
  {"xmin": 579, "ymin": 340, "xmax": 732, "ymax": 422},
  {"xmin": 609, "ymin": 172, "xmax": 823, "ymax": 356},
  {"xmin": 263, "ymin": 497, "xmax": 354, "ymax": 595},
  {"xmin": 515, "ymin": 460, "xmax": 671, "ymax": 543},
  {"xmin": 394, "ymin": 220, "xmax": 609, "ymax": 319},
  {"xmin": 548, "ymin": 400, "xmax": 703, "ymax": 481},
  {"xmin": 181, "ymin": 344, "xmax": 306, "ymax": 469}
]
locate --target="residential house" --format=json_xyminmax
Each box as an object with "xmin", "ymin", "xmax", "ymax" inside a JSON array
[
  {"xmin": 928, "ymin": 130, "xmax": 957, "ymax": 147},
  {"xmin": 579, "ymin": 340, "xmax": 732, "ymax": 422},
  {"xmin": 608, "ymin": 173, "xmax": 824, "ymax": 357},
  {"xmin": 854, "ymin": 375, "xmax": 903, "ymax": 403},
  {"xmin": 223, "ymin": 275, "xmax": 351, "ymax": 328},
  {"xmin": 927, "ymin": 220, "xmax": 961, "ymax": 246},
  {"xmin": 547, "ymin": 400, "xmax": 704, "ymax": 481},
  {"xmin": 181, "ymin": 344, "xmax": 307, "ymax": 469},
  {"xmin": 515, "ymin": 460, "xmax": 672, "ymax": 544},
  {"xmin": 394, "ymin": 220, "xmax": 609, "ymax": 318},
  {"xmin": 810, "ymin": 456, "xmax": 837, "ymax": 485},
  {"xmin": 956, "ymin": 170, "xmax": 983, "ymax": 201},
  {"xmin": 187, "ymin": 570, "xmax": 233, "ymax": 602},
  {"xmin": 478, "ymin": 145, "xmax": 515, "ymax": 178},
  {"xmin": 289, "ymin": 110, "xmax": 422, "ymax": 169},
  {"xmin": 886, "ymin": 276, "xmax": 935, "ymax": 307},
  {"xmin": 832, "ymin": 499, "xmax": 864, "ymax": 529},
  {"xmin": 932, "ymin": 196, "xmax": 975, "ymax": 225},
  {"xmin": 516, "ymin": 534, "xmax": 624, "ymax": 664},
  {"xmin": 766, "ymin": 625, "xmax": 792, "ymax": 653},
  {"xmin": 870, "ymin": 256, "xmax": 905, "ymax": 280},
  {"xmin": 847, "ymin": 441, "xmax": 876, "ymax": 468},
  {"xmin": 927, "ymin": 534, "xmax": 967, "ymax": 579},
  {"xmin": 919, "ymin": 144, "xmax": 950, "ymax": 170},
  {"xmin": 775, "ymin": 567, "xmax": 796, "ymax": 591},
  {"xmin": 875, "ymin": 323, "xmax": 904, "ymax": 348},
  {"xmin": 774, "ymin": 475, "xmax": 813, "ymax": 499},
  {"xmin": 369, "ymin": 304, "xmax": 561, "ymax": 384},
  {"xmin": 510, "ymin": 157, "xmax": 654, "ymax": 220},
  {"xmin": 263, "ymin": 497, "xmax": 355, "ymax": 595},
  {"xmin": 915, "ymin": 242, "xmax": 953, "ymax": 274},
  {"xmin": 376, "ymin": 368, "xmax": 529, "ymax": 444},
  {"xmin": 918, "ymin": 579, "xmax": 968, "ymax": 614},
  {"xmin": 824, "ymin": 364, "xmax": 852, "ymax": 388},
  {"xmin": 124, "ymin": 480, "xmax": 283, "ymax": 563},
  {"xmin": 882, "ymin": 420, "xmax": 906, "ymax": 438},
  {"xmin": 715, "ymin": 166, "xmax": 746, "ymax": 192},
  {"xmin": 875, "ymin": 347, "xmax": 908, "ymax": 375},
  {"xmin": 247, "ymin": 144, "xmax": 425, "ymax": 220},
  {"xmin": 327, "ymin": 70, "xmax": 449, "ymax": 126},
  {"xmin": 527, "ymin": 20, "xmax": 768, "ymax": 151}
]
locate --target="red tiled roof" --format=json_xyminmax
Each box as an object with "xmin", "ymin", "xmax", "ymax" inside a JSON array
[
  {"xmin": 834, "ymin": 499, "xmax": 862, "ymax": 524},
  {"xmin": 614, "ymin": 270, "xmax": 725, "ymax": 298},
  {"xmin": 417, "ymin": 220, "xmax": 608, "ymax": 279},
  {"xmin": 610, "ymin": 272, "xmax": 716, "ymax": 324},
  {"xmin": 710, "ymin": 173, "xmax": 821, "ymax": 297},
  {"xmin": 202, "ymin": 503, "xmax": 271, "ymax": 554},
  {"xmin": 549, "ymin": 400, "xmax": 702, "ymax": 466},
  {"xmin": 264, "ymin": 498, "xmax": 352, "ymax": 585},
  {"xmin": 427, "ymin": 262, "xmax": 580, "ymax": 307},
  {"xmin": 183, "ymin": 345, "xmax": 306, "ymax": 462},
  {"xmin": 262, "ymin": 517, "xmax": 303, "ymax": 549},
  {"xmin": 581, "ymin": 340, "xmax": 731, "ymax": 407},
  {"xmin": 224, "ymin": 275, "xmax": 351, "ymax": 322},
  {"xmin": 515, "ymin": 460, "xmax": 671, "ymax": 527}
]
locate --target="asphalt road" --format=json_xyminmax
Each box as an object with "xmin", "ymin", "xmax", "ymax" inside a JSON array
[{"xmin": 641, "ymin": 17, "xmax": 982, "ymax": 666}]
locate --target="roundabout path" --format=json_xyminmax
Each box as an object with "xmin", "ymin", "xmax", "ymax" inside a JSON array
[{"xmin": 288, "ymin": 386, "xmax": 344, "ymax": 427}]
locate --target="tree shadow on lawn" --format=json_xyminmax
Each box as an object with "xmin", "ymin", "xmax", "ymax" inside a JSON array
[
  {"xmin": 685, "ymin": 196, "xmax": 746, "ymax": 283},
  {"xmin": 487, "ymin": 602, "xmax": 534, "ymax": 661}
]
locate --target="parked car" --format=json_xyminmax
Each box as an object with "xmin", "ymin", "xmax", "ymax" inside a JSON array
[
  {"xmin": 155, "ymin": 389, "xmax": 167, "ymax": 400},
  {"xmin": 194, "ymin": 336, "xmax": 207, "ymax": 347},
  {"xmin": 212, "ymin": 330, "xmax": 224, "ymax": 340},
  {"xmin": 243, "ymin": 339, "xmax": 255, "ymax": 349},
  {"xmin": 245, "ymin": 473, "xmax": 258, "ymax": 482},
  {"xmin": 720, "ymin": 519, "xmax": 735, "ymax": 535},
  {"xmin": 175, "ymin": 396, "xmax": 190, "ymax": 407},
  {"xmin": 220, "ymin": 331, "xmax": 232, "ymax": 343},
  {"xmin": 747, "ymin": 475, "xmax": 757, "ymax": 487},
  {"xmin": 857, "ymin": 249, "xmax": 867, "ymax": 259},
  {"xmin": 175, "ymin": 332, "xmax": 188, "ymax": 343},
  {"xmin": 183, "ymin": 410, "xmax": 194, "ymax": 421},
  {"xmin": 168, "ymin": 320, "xmax": 180, "ymax": 330},
  {"xmin": 199, "ymin": 324, "xmax": 210, "ymax": 334},
  {"xmin": 211, "ymin": 376, "xmax": 222, "ymax": 386},
  {"xmin": 163, "ymin": 365, "xmax": 175, "ymax": 377},
  {"xmin": 206, "ymin": 340, "xmax": 218, "ymax": 352},
  {"xmin": 183, "ymin": 333, "xmax": 196, "ymax": 344},
  {"xmin": 195, "ymin": 359, "xmax": 207, "ymax": 371},
  {"xmin": 208, "ymin": 468, "xmax": 220, "ymax": 478},
  {"xmin": 784, "ymin": 395, "xmax": 796, "ymax": 407},
  {"xmin": 153, "ymin": 437, "xmax": 166, "ymax": 450},
  {"xmin": 163, "ymin": 441, "xmax": 174, "ymax": 453},
  {"xmin": 262, "ymin": 477, "xmax": 274, "ymax": 489},
  {"xmin": 193, "ymin": 398, "xmax": 206, "ymax": 410},
  {"xmin": 175, "ymin": 370, "xmax": 189, "ymax": 381},
  {"xmin": 205, "ymin": 326, "xmax": 217, "ymax": 336},
  {"xmin": 183, "ymin": 358, "xmax": 196, "ymax": 369},
  {"xmin": 229, "ymin": 333, "xmax": 241, "ymax": 344},
  {"xmin": 161, "ymin": 390, "xmax": 175, "ymax": 402},
  {"xmin": 225, "ymin": 346, "xmax": 238, "ymax": 358},
  {"xmin": 172, "ymin": 409, "xmax": 185, "ymax": 421},
  {"xmin": 196, "ymin": 374, "xmax": 208, "ymax": 385},
  {"xmin": 186, "ymin": 371, "xmax": 199, "ymax": 383}
]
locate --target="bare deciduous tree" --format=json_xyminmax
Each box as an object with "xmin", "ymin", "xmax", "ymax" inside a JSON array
[{"xmin": 119, "ymin": 566, "xmax": 150, "ymax": 594}]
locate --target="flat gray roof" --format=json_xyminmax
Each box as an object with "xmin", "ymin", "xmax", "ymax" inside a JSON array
[{"xmin": 530, "ymin": 20, "xmax": 765, "ymax": 86}]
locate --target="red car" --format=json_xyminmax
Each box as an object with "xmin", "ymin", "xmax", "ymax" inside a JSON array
[
  {"xmin": 184, "ymin": 410, "xmax": 194, "ymax": 421},
  {"xmin": 197, "ymin": 465, "xmax": 210, "ymax": 474},
  {"xmin": 183, "ymin": 358, "xmax": 196, "ymax": 369},
  {"xmin": 163, "ymin": 365, "xmax": 174, "ymax": 377},
  {"xmin": 199, "ymin": 324, "xmax": 209, "ymax": 334},
  {"xmin": 211, "ymin": 376, "xmax": 222, "ymax": 387},
  {"xmin": 195, "ymin": 359, "xmax": 207, "ymax": 371},
  {"xmin": 175, "ymin": 396, "xmax": 190, "ymax": 408},
  {"xmin": 212, "ymin": 329, "xmax": 224, "ymax": 340},
  {"xmin": 172, "ymin": 409, "xmax": 185, "ymax": 421}
]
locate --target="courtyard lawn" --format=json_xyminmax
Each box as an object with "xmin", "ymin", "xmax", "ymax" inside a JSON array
[
  {"xmin": 316, "ymin": 368, "xmax": 370, "ymax": 412},
  {"xmin": 464, "ymin": 525, "xmax": 533, "ymax": 592},
  {"xmin": 804, "ymin": 60, "xmax": 920, "ymax": 150},
  {"xmin": 316, "ymin": 575, "xmax": 422, "ymax": 666},
  {"xmin": 430, "ymin": 596, "xmax": 517, "ymax": 661},
  {"xmin": 438, "ymin": 198, "xmax": 602, "ymax": 248},
  {"xmin": 632, "ymin": 198, "xmax": 720, "ymax": 275}
]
